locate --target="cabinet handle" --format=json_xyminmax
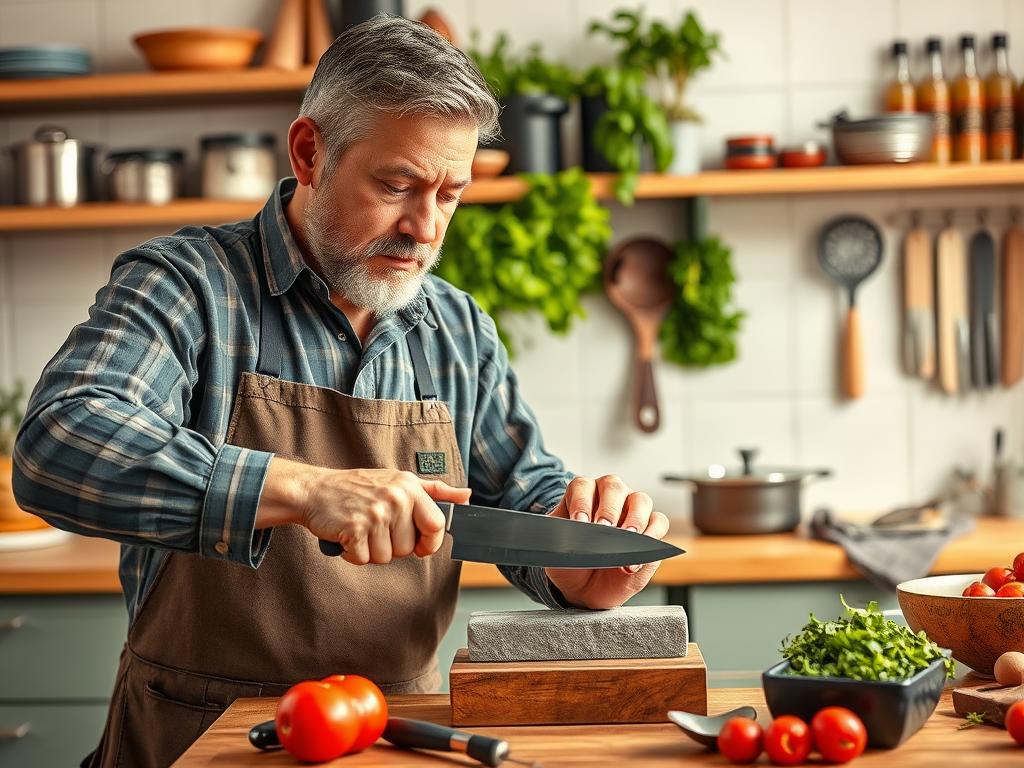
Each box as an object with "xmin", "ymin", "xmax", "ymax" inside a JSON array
[
  {"xmin": 0, "ymin": 615, "xmax": 25, "ymax": 632},
  {"xmin": 0, "ymin": 723, "xmax": 30, "ymax": 740}
]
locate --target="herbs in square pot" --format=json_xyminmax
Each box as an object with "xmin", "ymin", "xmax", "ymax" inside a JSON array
[
  {"xmin": 659, "ymin": 235, "xmax": 744, "ymax": 367},
  {"xmin": 781, "ymin": 596, "xmax": 955, "ymax": 681},
  {"xmin": 436, "ymin": 167, "xmax": 611, "ymax": 356}
]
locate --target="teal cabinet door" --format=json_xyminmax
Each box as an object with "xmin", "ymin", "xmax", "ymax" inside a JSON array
[{"xmin": 0, "ymin": 702, "xmax": 109, "ymax": 768}]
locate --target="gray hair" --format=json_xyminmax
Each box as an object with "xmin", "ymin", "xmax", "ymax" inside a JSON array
[{"xmin": 299, "ymin": 14, "xmax": 500, "ymax": 167}]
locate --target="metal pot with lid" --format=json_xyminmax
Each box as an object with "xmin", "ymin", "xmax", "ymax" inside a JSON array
[
  {"xmin": 104, "ymin": 148, "xmax": 184, "ymax": 205},
  {"xmin": 200, "ymin": 132, "xmax": 276, "ymax": 201},
  {"xmin": 664, "ymin": 449, "xmax": 831, "ymax": 535},
  {"xmin": 5, "ymin": 125, "xmax": 99, "ymax": 207}
]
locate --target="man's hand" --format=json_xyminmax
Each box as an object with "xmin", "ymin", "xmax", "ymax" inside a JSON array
[
  {"xmin": 544, "ymin": 475, "xmax": 670, "ymax": 609},
  {"xmin": 256, "ymin": 457, "xmax": 470, "ymax": 565}
]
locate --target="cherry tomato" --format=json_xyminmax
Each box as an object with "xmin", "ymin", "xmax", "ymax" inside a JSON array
[
  {"xmin": 1014, "ymin": 552, "xmax": 1024, "ymax": 584},
  {"xmin": 811, "ymin": 707, "xmax": 867, "ymax": 764},
  {"xmin": 276, "ymin": 680, "xmax": 360, "ymax": 762},
  {"xmin": 963, "ymin": 581, "xmax": 997, "ymax": 597},
  {"xmin": 983, "ymin": 566, "xmax": 1016, "ymax": 591},
  {"xmin": 320, "ymin": 674, "xmax": 388, "ymax": 752},
  {"xmin": 1007, "ymin": 699, "xmax": 1024, "ymax": 745},
  {"xmin": 717, "ymin": 717, "xmax": 763, "ymax": 764},
  {"xmin": 996, "ymin": 582, "xmax": 1024, "ymax": 598},
  {"xmin": 764, "ymin": 715, "xmax": 812, "ymax": 765}
]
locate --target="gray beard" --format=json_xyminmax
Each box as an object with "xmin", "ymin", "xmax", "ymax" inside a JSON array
[{"xmin": 303, "ymin": 204, "xmax": 440, "ymax": 317}]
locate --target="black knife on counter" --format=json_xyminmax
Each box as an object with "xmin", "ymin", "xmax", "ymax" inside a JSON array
[
  {"xmin": 318, "ymin": 501, "xmax": 685, "ymax": 568},
  {"xmin": 249, "ymin": 717, "xmax": 543, "ymax": 767}
]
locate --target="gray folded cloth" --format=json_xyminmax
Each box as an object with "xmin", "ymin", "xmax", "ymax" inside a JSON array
[{"xmin": 809, "ymin": 508, "xmax": 977, "ymax": 591}]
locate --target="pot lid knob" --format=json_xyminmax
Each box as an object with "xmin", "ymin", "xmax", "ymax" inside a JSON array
[{"xmin": 738, "ymin": 448, "xmax": 759, "ymax": 476}]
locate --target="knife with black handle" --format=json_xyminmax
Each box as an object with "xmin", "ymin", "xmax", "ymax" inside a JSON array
[{"xmin": 248, "ymin": 717, "xmax": 542, "ymax": 767}]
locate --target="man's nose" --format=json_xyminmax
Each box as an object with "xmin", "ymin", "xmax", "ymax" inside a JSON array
[{"xmin": 398, "ymin": 200, "xmax": 438, "ymax": 244}]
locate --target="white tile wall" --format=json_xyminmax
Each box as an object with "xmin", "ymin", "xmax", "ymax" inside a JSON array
[{"xmin": 2, "ymin": 0, "xmax": 1024, "ymax": 526}]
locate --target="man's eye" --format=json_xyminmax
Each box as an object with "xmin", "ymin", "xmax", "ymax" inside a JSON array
[{"xmin": 383, "ymin": 183, "xmax": 407, "ymax": 194}]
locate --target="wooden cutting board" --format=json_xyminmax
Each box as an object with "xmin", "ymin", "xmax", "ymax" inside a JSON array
[
  {"xmin": 449, "ymin": 642, "xmax": 708, "ymax": 727},
  {"xmin": 1003, "ymin": 225, "xmax": 1024, "ymax": 387},
  {"xmin": 953, "ymin": 680, "xmax": 1024, "ymax": 726},
  {"xmin": 904, "ymin": 226, "xmax": 935, "ymax": 379},
  {"xmin": 937, "ymin": 226, "xmax": 968, "ymax": 394}
]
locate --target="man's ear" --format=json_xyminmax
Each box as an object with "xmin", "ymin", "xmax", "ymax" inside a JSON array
[{"xmin": 287, "ymin": 116, "xmax": 321, "ymax": 187}]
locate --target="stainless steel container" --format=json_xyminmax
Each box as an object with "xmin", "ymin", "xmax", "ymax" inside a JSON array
[
  {"xmin": 6, "ymin": 126, "xmax": 98, "ymax": 206},
  {"xmin": 105, "ymin": 149, "xmax": 184, "ymax": 205},
  {"xmin": 827, "ymin": 111, "xmax": 933, "ymax": 165},
  {"xmin": 664, "ymin": 449, "xmax": 831, "ymax": 535},
  {"xmin": 200, "ymin": 133, "xmax": 276, "ymax": 200}
]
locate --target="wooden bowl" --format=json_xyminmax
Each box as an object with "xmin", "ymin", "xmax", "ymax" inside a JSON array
[
  {"xmin": 897, "ymin": 573, "xmax": 1024, "ymax": 675},
  {"xmin": 133, "ymin": 28, "xmax": 263, "ymax": 71},
  {"xmin": 472, "ymin": 148, "xmax": 510, "ymax": 178}
]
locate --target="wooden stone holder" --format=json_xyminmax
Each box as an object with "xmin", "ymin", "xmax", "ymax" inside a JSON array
[{"xmin": 449, "ymin": 642, "xmax": 708, "ymax": 727}]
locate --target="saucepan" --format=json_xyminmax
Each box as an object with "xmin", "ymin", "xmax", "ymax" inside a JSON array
[
  {"xmin": 3, "ymin": 125, "xmax": 100, "ymax": 206},
  {"xmin": 664, "ymin": 449, "xmax": 831, "ymax": 535}
]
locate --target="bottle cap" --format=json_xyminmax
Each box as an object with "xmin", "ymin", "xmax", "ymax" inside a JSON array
[
  {"xmin": 925, "ymin": 37, "xmax": 942, "ymax": 54},
  {"xmin": 992, "ymin": 33, "xmax": 1007, "ymax": 48},
  {"xmin": 892, "ymin": 40, "xmax": 908, "ymax": 56},
  {"xmin": 960, "ymin": 34, "xmax": 975, "ymax": 50}
]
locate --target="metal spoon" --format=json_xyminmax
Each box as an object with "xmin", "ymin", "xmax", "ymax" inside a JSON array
[{"xmin": 668, "ymin": 706, "xmax": 758, "ymax": 748}]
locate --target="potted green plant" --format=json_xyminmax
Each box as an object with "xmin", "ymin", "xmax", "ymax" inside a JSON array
[
  {"xmin": 469, "ymin": 32, "xmax": 577, "ymax": 174},
  {"xmin": 0, "ymin": 381, "xmax": 38, "ymax": 529},
  {"xmin": 590, "ymin": 8, "xmax": 723, "ymax": 176}
]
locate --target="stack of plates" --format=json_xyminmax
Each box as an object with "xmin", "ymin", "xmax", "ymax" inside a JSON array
[{"xmin": 0, "ymin": 45, "xmax": 93, "ymax": 79}]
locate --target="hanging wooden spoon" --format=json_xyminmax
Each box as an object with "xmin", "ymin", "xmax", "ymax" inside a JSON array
[
  {"xmin": 604, "ymin": 237, "xmax": 676, "ymax": 433},
  {"xmin": 937, "ymin": 221, "xmax": 969, "ymax": 394},
  {"xmin": 1002, "ymin": 218, "xmax": 1024, "ymax": 387},
  {"xmin": 903, "ymin": 221, "xmax": 935, "ymax": 379}
]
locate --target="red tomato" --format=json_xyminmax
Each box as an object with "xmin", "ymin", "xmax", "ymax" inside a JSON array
[
  {"xmin": 1007, "ymin": 700, "xmax": 1024, "ymax": 745},
  {"xmin": 275, "ymin": 680, "xmax": 360, "ymax": 762},
  {"xmin": 717, "ymin": 717, "xmax": 763, "ymax": 764},
  {"xmin": 764, "ymin": 715, "xmax": 812, "ymax": 765},
  {"xmin": 996, "ymin": 582, "xmax": 1024, "ymax": 598},
  {"xmin": 1014, "ymin": 552, "xmax": 1024, "ymax": 584},
  {"xmin": 963, "ymin": 581, "xmax": 997, "ymax": 597},
  {"xmin": 320, "ymin": 675, "xmax": 388, "ymax": 752},
  {"xmin": 983, "ymin": 566, "xmax": 1016, "ymax": 591},
  {"xmin": 811, "ymin": 707, "xmax": 867, "ymax": 764}
]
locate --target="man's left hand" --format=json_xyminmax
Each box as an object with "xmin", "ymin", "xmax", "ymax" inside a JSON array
[{"xmin": 544, "ymin": 475, "xmax": 670, "ymax": 609}]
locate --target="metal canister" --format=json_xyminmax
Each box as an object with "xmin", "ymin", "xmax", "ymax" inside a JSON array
[
  {"xmin": 200, "ymin": 133, "xmax": 276, "ymax": 200},
  {"xmin": 105, "ymin": 149, "xmax": 184, "ymax": 205},
  {"xmin": 6, "ymin": 126, "xmax": 98, "ymax": 207}
]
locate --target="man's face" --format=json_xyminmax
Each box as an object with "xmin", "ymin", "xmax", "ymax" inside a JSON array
[{"xmin": 302, "ymin": 112, "xmax": 477, "ymax": 316}]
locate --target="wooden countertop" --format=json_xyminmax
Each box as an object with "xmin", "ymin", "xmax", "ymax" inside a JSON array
[
  {"xmin": 2, "ymin": 517, "xmax": 1020, "ymax": 595},
  {"xmin": 173, "ymin": 688, "xmax": 1024, "ymax": 767}
]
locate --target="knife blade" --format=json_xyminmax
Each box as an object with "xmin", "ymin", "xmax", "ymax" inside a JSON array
[
  {"xmin": 970, "ymin": 229, "xmax": 998, "ymax": 388},
  {"xmin": 318, "ymin": 503, "xmax": 685, "ymax": 568}
]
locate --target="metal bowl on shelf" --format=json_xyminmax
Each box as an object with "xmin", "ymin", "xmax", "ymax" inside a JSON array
[{"xmin": 825, "ymin": 111, "xmax": 932, "ymax": 165}]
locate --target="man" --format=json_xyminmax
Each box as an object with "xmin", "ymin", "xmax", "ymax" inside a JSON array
[{"xmin": 13, "ymin": 15, "xmax": 670, "ymax": 768}]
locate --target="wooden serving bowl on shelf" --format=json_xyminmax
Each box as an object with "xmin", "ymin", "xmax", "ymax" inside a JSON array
[{"xmin": 133, "ymin": 28, "xmax": 264, "ymax": 71}]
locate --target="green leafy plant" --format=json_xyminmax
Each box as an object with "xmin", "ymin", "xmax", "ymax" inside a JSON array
[
  {"xmin": 780, "ymin": 596, "xmax": 955, "ymax": 681},
  {"xmin": 437, "ymin": 167, "xmax": 612, "ymax": 355},
  {"xmin": 958, "ymin": 712, "xmax": 987, "ymax": 730},
  {"xmin": 659, "ymin": 235, "xmax": 743, "ymax": 367},
  {"xmin": 580, "ymin": 64, "xmax": 673, "ymax": 205},
  {"xmin": 589, "ymin": 8, "xmax": 723, "ymax": 122},
  {"xmin": 469, "ymin": 32, "xmax": 578, "ymax": 101},
  {"xmin": 0, "ymin": 381, "xmax": 26, "ymax": 457}
]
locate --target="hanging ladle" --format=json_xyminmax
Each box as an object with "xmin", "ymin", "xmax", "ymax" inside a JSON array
[{"xmin": 604, "ymin": 237, "xmax": 676, "ymax": 432}]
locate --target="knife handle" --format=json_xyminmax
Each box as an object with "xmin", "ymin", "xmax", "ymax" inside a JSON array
[
  {"xmin": 383, "ymin": 718, "xmax": 509, "ymax": 767},
  {"xmin": 319, "ymin": 539, "xmax": 343, "ymax": 556},
  {"xmin": 248, "ymin": 719, "xmax": 280, "ymax": 750},
  {"xmin": 318, "ymin": 504, "xmax": 455, "ymax": 557}
]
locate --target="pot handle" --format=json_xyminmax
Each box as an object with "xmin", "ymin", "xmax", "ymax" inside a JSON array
[
  {"xmin": 34, "ymin": 125, "xmax": 69, "ymax": 143},
  {"xmin": 661, "ymin": 475, "xmax": 698, "ymax": 493},
  {"xmin": 800, "ymin": 468, "xmax": 832, "ymax": 487}
]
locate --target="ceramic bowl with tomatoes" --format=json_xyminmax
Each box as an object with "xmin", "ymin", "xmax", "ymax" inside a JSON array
[
  {"xmin": 897, "ymin": 572, "xmax": 1024, "ymax": 676},
  {"xmin": 761, "ymin": 656, "xmax": 947, "ymax": 749}
]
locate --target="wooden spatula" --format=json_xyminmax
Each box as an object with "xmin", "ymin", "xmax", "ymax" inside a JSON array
[
  {"xmin": 1002, "ymin": 224, "xmax": 1024, "ymax": 387},
  {"xmin": 903, "ymin": 226, "xmax": 935, "ymax": 379},
  {"xmin": 937, "ymin": 225, "xmax": 969, "ymax": 394}
]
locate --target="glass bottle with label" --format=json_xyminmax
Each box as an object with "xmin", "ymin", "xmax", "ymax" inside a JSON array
[
  {"xmin": 885, "ymin": 40, "xmax": 916, "ymax": 111},
  {"xmin": 986, "ymin": 33, "xmax": 1017, "ymax": 161},
  {"xmin": 918, "ymin": 37, "xmax": 952, "ymax": 163},
  {"xmin": 952, "ymin": 35, "xmax": 986, "ymax": 163}
]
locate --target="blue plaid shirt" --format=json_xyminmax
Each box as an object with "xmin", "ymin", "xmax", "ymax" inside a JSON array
[{"xmin": 14, "ymin": 179, "xmax": 572, "ymax": 622}]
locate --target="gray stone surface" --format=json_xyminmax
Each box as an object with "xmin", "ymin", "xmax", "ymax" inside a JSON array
[{"xmin": 466, "ymin": 605, "xmax": 689, "ymax": 662}]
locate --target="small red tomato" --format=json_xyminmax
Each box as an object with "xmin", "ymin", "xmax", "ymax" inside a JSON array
[
  {"xmin": 320, "ymin": 675, "xmax": 388, "ymax": 752},
  {"xmin": 717, "ymin": 717, "xmax": 763, "ymax": 764},
  {"xmin": 811, "ymin": 707, "xmax": 867, "ymax": 764},
  {"xmin": 963, "ymin": 581, "xmax": 997, "ymax": 597},
  {"xmin": 1014, "ymin": 552, "xmax": 1024, "ymax": 583},
  {"xmin": 1007, "ymin": 700, "xmax": 1024, "ymax": 745},
  {"xmin": 764, "ymin": 715, "xmax": 812, "ymax": 765},
  {"xmin": 996, "ymin": 582, "xmax": 1024, "ymax": 598},
  {"xmin": 275, "ymin": 680, "xmax": 359, "ymax": 762},
  {"xmin": 983, "ymin": 566, "xmax": 1016, "ymax": 591}
]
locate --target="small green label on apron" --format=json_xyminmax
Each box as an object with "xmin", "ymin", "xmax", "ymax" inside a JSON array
[{"xmin": 416, "ymin": 451, "xmax": 447, "ymax": 475}]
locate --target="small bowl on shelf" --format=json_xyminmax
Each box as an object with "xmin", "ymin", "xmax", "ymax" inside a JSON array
[
  {"xmin": 471, "ymin": 148, "xmax": 510, "ymax": 178},
  {"xmin": 762, "ymin": 656, "xmax": 948, "ymax": 749},
  {"xmin": 133, "ymin": 28, "xmax": 263, "ymax": 71},
  {"xmin": 898, "ymin": 573, "xmax": 1024, "ymax": 675},
  {"xmin": 826, "ymin": 111, "xmax": 932, "ymax": 165},
  {"xmin": 779, "ymin": 141, "xmax": 827, "ymax": 168},
  {"xmin": 723, "ymin": 135, "xmax": 776, "ymax": 170}
]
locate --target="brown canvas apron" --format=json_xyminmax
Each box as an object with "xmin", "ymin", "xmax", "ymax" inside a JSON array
[{"xmin": 86, "ymin": 250, "xmax": 465, "ymax": 768}]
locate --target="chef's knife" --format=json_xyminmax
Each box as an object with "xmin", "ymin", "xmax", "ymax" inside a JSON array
[
  {"xmin": 969, "ymin": 229, "xmax": 999, "ymax": 388},
  {"xmin": 317, "ymin": 503, "xmax": 684, "ymax": 568}
]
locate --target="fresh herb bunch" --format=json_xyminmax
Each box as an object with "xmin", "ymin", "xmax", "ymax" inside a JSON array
[
  {"xmin": 580, "ymin": 64, "xmax": 673, "ymax": 205},
  {"xmin": 437, "ymin": 167, "xmax": 611, "ymax": 355},
  {"xmin": 468, "ymin": 32, "xmax": 578, "ymax": 101},
  {"xmin": 0, "ymin": 381, "xmax": 26, "ymax": 457},
  {"xmin": 781, "ymin": 596, "xmax": 955, "ymax": 681},
  {"xmin": 659, "ymin": 235, "xmax": 743, "ymax": 367}
]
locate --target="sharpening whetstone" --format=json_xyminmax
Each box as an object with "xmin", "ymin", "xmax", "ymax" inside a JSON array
[{"xmin": 466, "ymin": 605, "xmax": 689, "ymax": 662}]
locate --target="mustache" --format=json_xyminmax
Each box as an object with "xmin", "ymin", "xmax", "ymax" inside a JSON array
[{"xmin": 362, "ymin": 235, "xmax": 434, "ymax": 261}]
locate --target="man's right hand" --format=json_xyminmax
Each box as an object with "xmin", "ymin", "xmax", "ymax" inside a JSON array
[{"xmin": 255, "ymin": 457, "xmax": 471, "ymax": 565}]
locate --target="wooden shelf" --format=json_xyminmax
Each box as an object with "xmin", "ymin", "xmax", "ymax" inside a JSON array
[
  {"xmin": 0, "ymin": 67, "xmax": 316, "ymax": 113},
  {"xmin": 2, "ymin": 163, "xmax": 1023, "ymax": 233}
]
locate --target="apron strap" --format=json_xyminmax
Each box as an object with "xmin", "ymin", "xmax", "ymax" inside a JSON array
[{"xmin": 407, "ymin": 324, "xmax": 438, "ymax": 401}]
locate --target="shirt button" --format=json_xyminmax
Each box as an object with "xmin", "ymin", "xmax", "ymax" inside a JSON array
[
  {"xmin": 215, "ymin": 541, "xmax": 230, "ymax": 555},
  {"xmin": 337, "ymin": 332, "xmax": 347, "ymax": 342}
]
